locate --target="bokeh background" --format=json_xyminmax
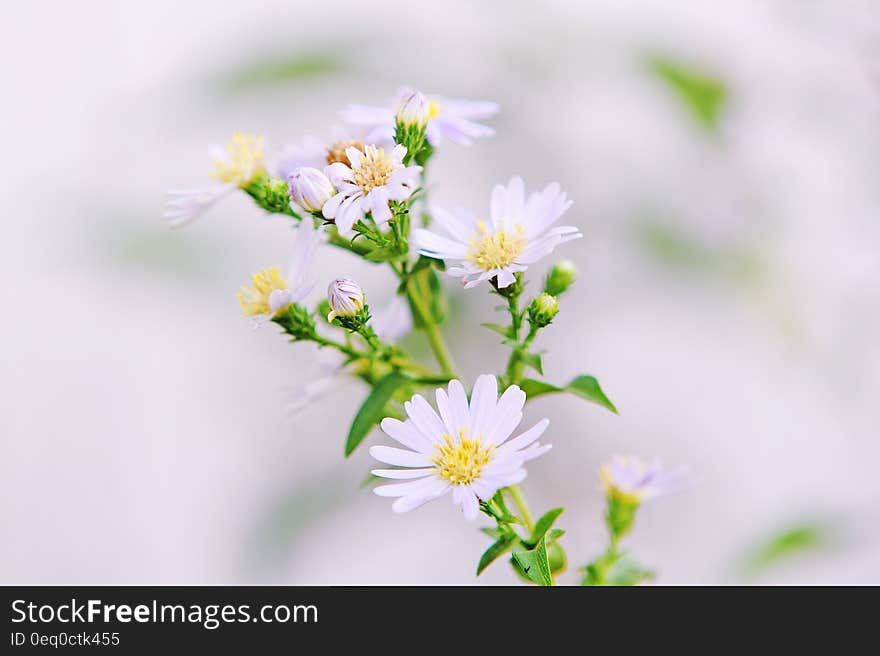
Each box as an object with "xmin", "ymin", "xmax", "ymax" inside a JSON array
[{"xmin": 4, "ymin": 0, "xmax": 880, "ymax": 584}]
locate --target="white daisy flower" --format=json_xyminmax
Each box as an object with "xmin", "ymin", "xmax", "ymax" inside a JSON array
[
  {"xmin": 370, "ymin": 374, "xmax": 551, "ymax": 520},
  {"xmin": 285, "ymin": 296, "xmax": 413, "ymax": 416},
  {"xmin": 163, "ymin": 133, "xmax": 266, "ymax": 227},
  {"xmin": 274, "ymin": 128, "xmax": 394, "ymax": 180},
  {"xmin": 322, "ymin": 144, "xmax": 421, "ymax": 236},
  {"xmin": 600, "ymin": 455, "xmax": 687, "ymax": 503},
  {"xmin": 237, "ymin": 218, "xmax": 321, "ymax": 326},
  {"xmin": 341, "ymin": 86, "xmax": 499, "ymax": 146},
  {"xmin": 413, "ymin": 176, "xmax": 581, "ymax": 289}
]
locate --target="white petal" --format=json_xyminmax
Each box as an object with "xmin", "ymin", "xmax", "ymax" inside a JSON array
[
  {"xmin": 460, "ymin": 488, "xmax": 480, "ymax": 520},
  {"xmin": 380, "ymin": 417, "xmax": 432, "ymax": 453},
  {"xmin": 369, "ymin": 445, "xmax": 432, "ymax": 467},
  {"xmin": 404, "ymin": 395, "xmax": 446, "ymax": 444},
  {"xmin": 371, "ymin": 468, "xmax": 434, "ymax": 480},
  {"xmin": 497, "ymin": 418, "xmax": 550, "ymax": 454},
  {"xmin": 446, "ymin": 380, "xmax": 470, "ymax": 432},
  {"xmin": 468, "ymin": 374, "xmax": 498, "ymax": 438}
]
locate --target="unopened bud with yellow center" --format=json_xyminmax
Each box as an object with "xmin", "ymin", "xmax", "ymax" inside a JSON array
[
  {"xmin": 528, "ymin": 293, "xmax": 559, "ymax": 328},
  {"xmin": 212, "ymin": 133, "xmax": 266, "ymax": 187},
  {"xmin": 288, "ymin": 167, "xmax": 335, "ymax": 213}
]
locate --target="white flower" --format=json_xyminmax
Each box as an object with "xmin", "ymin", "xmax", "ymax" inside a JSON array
[
  {"xmin": 322, "ymin": 145, "xmax": 421, "ymax": 235},
  {"xmin": 370, "ymin": 374, "xmax": 551, "ymax": 520},
  {"xmin": 163, "ymin": 184, "xmax": 236, "ymax": 228},
  {"xmin": 288, "ymin": 167, "xmax": 335, "ymax": 213},
  {"xmin": 326, "ymin": 277, "xmax": 365, "ymax": 322},
  {"xmin": 274, "ymin": 128, "xmax": 394, "ymax": 180},
  {"xmin": 163, "ymin": 133, "xmax": 266, "ymax": 228},
  {"xmin": 237, "ymin": 218, "xmax": 321, "ymax": 326},
  {"xmin": 600, "ymin": 455, "xmax": 687, "ymax": 503},
  {"xmin": 286, "ymin": 297, "xmax": 412, "ymax": 415},
  {"xmin": 341, "ymin": 86, "xmax": 499, "ymax": 146},
  {"xmin": 210, "ymin": 133, "xmax": 266, "ymax": 187},
  {"xmin": 396, "ymin": 89, "xmax": 430, "ymax": 128},
  {"xmin": 413, "ymin": 176, "xmax": 581, "ymax": 289}
]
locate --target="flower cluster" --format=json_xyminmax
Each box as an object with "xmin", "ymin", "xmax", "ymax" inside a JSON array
[{"xmin": 167, "ymin": 86, "xmax": 686, "ymax": 586}]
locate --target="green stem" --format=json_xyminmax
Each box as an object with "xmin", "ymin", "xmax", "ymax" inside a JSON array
[
  {"xmin": 405, "ymin": 278, "xmax": 455, "ymax": 377},
  {"xmin": 507, "ymin": 485, "xmax": 535, "ymax": 533}
]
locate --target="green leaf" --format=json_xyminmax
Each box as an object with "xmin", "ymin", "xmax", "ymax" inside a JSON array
[
  {"xmin": 548, "ymin": 529, "xmax": 566, "ymax": 540},
  {"xmin": 740, "ymin": 522, "xmax": 832, "ymax": 579},
  {"xmin": 567, "ymin": 376, "xmax": 617, "ymax": 413},
  {"xmin": 481, "ymin": 323, "xmax": 513, "ymax": 339},
  {"xmin": 650, "ymin": 57, "xmax": 727, "ymax": 132},
  {"xmin": 221, "ymin": 53, "xmax": 341, "ymax": 92},
  {"xmin": 519, "ymin": 379, "xmax": 560, "ymax": 398},
  {"xmin": 345, "ymin": 372, "xmax": 409, "ymax": 456},
  {"xmin": 480, "ymin": 527, "xmax": 504, "ymax": 540},
  {"xmin": 520, "ymin": 376, "xmax": 618, "ymax": 414},
  {"xmin": 606, "ymin": 554, "xmax": 655, "ymax": 586},
  {"xmin": 477, "ymin": 533, "xmax": 519, "ymax": 576},
  {"xmin": 528, "ymin": 508, "xmax": 564, "ymax": 547},
  {"xmin": 511, "ymin": 537, "xmax": 553, "ymax": 586},
  {"xmin": 521, "ymin": 352, "xmax": 543, "ymax": 375}
]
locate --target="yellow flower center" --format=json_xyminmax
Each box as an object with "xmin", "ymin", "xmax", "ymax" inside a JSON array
[
  {"xmin": 212, "ymin": 133, "xmax": 266, "ymax": 186},
  {"xmin": 327, "ymin": 139, "xmax": 365, "ymax": 166},
  {"xmin": 431, "ymin": 428, "xmax": 494, "ymax": 486},
  {"xmin": 353, "ymin": 145, "xmax": 395, "ymax": 194},
  {"xmin": 237, "ymin": 267, "xmax": 287, "ymax": 316},
  {"xmin": 467, "ymin": 220, "xmax": 526, "ymax": 270},
  {"xmin": 427, "ymin": 101, "xmax": 441, "ymax": 120}
]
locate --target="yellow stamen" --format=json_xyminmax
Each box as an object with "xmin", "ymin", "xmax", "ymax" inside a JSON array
[
  {"xmin": 427, "ymin": 101, "xmax": 440, "ymax": 120},
  {"xmin": 212, "ymin": 133, "xmax": 266, "ymax": 186},
  {"xmin": 431, "ymin": 427, "xmax": 494, "ymax": 486},
  {"xmin": 237, "ymin": 266, "xmax": 287, "ymax": 317},
  {"xmin": 467, "ymin": 220, "xmax": 526, "ymax": 270},
  {"xmin": 352, "ymin": 145, "xmax": 395, "ymax": 194}
]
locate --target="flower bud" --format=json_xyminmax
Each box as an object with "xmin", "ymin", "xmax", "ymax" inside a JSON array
[
  {"xmin": 544, "ymin": 260, "xmax": 577, "ymax": 296},
  {"xmin": 288, "ymin": 166, "xmax": 335, "ymax": 213},
  {"xmin": 527, "ymin": 293, "xmax": 559, "ymax": 328},
  {"xmin": 327, "ymin": 278, "xmax": 369, "ymax": 329},
  {"xmin": 396, "ymin": 89, "xmax": 430, "ymax": 128}
]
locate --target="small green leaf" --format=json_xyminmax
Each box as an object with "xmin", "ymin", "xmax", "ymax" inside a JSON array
[
  {"xmin": 740, "ymin": 522, "xmax": 833, "ymax": 579},
  {"xmin": 650, "ymin": 57, "xmax": 727, "ymax": 132},
  {"xmin": 480, "ymin": 527, "xmax": 504, "ymax": 540},
  {"xmin": 567, "ymin": 376, "xmax": 617, "ymax": 414},
  {"xmin": 477, "ymin": 533, "xmax": 519, "ymax": 576},
  {"xmin": 528, "ymin": 508, "xmax": 564, "ymax": 547},
  {"xmin": 520, "ymin": 376, "xmax": 618, "ymax": 414},
  {"xmin": 345, "ymin": 372, "xmax": 409, "ymax": 456},
  {"xmin": 519, "ymin": 379, "xmax": 561, "ymax": 398},
  {"xmin": 511, "ymin": 537, "xmax": 553, "ymax": 586},
  {"xmin": 481, "ymin": 323, "xmax": 513, "ymax": 339},
  {"xmin": 521, "ymin": 352, "xmax": 544, "ymax": 375},
  {"xmin": 547, "ymin": 529, "xmax": 565, "ymax": 540}
]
